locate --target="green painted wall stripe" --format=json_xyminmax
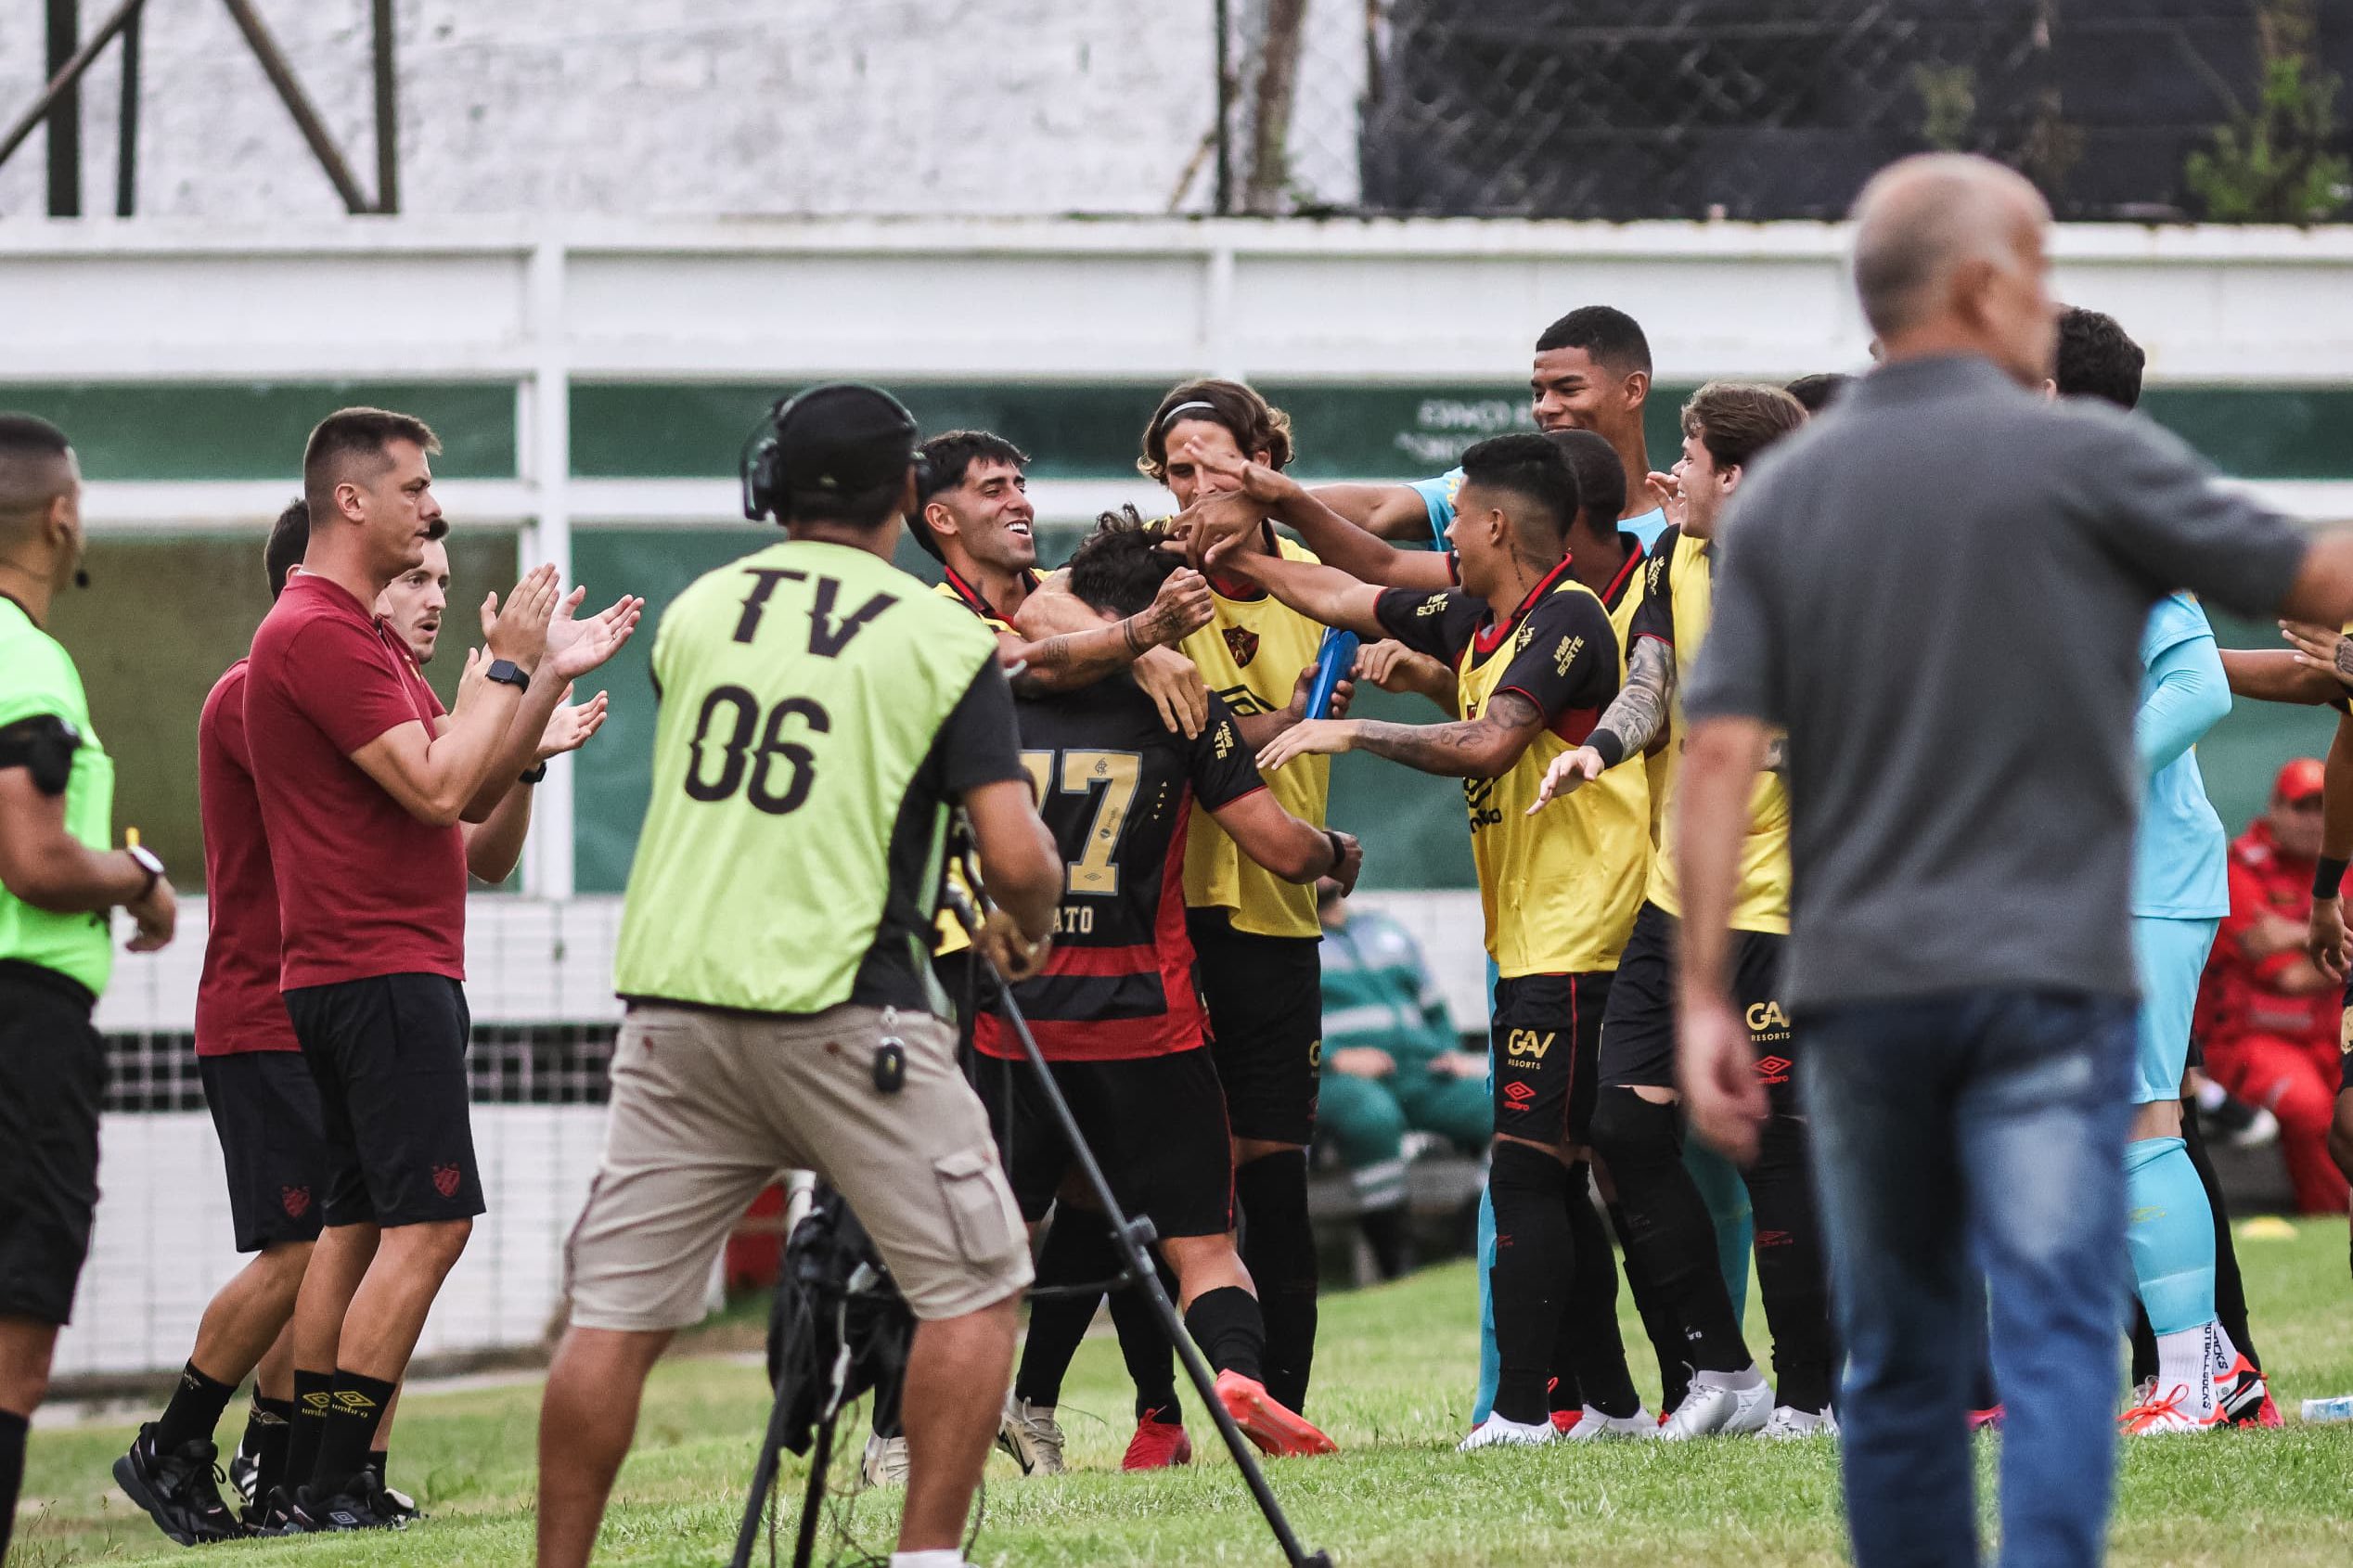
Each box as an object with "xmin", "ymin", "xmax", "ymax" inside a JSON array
[
  {"xmin": 0, "ymin": 383, "xmax": 519, "ymax": 482},
  {"xmin": 572, "ymin": 381, "xmax": 2353, "ymax": 484}
]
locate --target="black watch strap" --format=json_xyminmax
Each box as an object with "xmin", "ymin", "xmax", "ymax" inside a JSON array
[
  {"xmin": 519, "ymin": 761, "xmax": 549, "ymax": 785},
  {"xmin": 484, "ymin": 658, "xmax": 533, "ymax": 691}
]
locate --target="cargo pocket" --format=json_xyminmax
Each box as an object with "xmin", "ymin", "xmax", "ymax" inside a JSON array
[{"xmin": 933, "ymin": 1146, "xmax": 1022, "ymax": 1266}]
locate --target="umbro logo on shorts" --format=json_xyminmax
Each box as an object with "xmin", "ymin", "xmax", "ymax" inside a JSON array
[
  {"xmin": 432, "ymin": 1164, "xmax": 462, "ymax": 1199},
  {"xmin": 1502, "ymin": 1081, "xmax": 1537, "ymax": 1108}
]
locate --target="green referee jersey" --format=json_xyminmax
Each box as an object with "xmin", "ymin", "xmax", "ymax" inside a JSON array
[
  {"xmin": 614, "ymin": 539, "xmax": 1009, "ymax": 1017},
  {"xmin": 0, "ymin": 595, "xmax": 114, "ymax": 996}
]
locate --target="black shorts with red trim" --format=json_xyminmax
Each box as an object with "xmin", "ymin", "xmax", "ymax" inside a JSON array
[
  {"xmin": 1598, "ymin": 902, "xmax": 1794, "ymax": 1104},
  {"xmin": 1491, "ymin": 970, "xmax": 1609, "ymax": 1145},
  {"xmin": 973, "ymin": 1045, "xmax": 1235, "ymax": 1241},
  {"xmin": 199, "ymin": 1051, "xmax": 330, "ymax": 1252},
  {"xmin": 1189, "ymin": 909, "xmax": 1321, "ymax": 1145}
]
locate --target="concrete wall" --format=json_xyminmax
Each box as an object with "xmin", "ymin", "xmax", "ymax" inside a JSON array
[{"xmin": 0, "ymin": 0, "xmax": 1287, "ymax": 219}]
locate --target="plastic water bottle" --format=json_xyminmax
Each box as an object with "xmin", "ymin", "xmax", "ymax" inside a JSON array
[
  {"xmin": 2300, "ymin": 1395, "xmax": 2353, "ymax": 1424},
  {"xmin": 1305, "ymin": 628, "xmax": 1359, "ymax": 720}
]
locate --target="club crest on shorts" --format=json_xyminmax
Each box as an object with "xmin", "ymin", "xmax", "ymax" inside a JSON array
[
  {"xmin": 432, "ymin": 1163, "xmax": 463, "ymax": 1199},
  {"xmin": 1222, "ymin": 625, "xmax": 1260, "ymax": 667},
  {"xmin": 280, "ymin": 1186, "xmax": 311, "ymax": 1218}
]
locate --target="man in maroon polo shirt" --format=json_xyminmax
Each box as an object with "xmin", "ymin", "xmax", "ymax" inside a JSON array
[{"xmin": 243, "ymin": 408, "xmax": 637, "ymax": 1531}]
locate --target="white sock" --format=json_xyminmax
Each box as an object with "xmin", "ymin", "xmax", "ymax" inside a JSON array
[
  {"xmin": 890, "ymin": 1552, "xmax": 969, "ymax": 1568},
  {"xmin": 1693, "ymin": 1363, "xmax": 1767, "ymax": 1391},
  {"xmin": 2207, "ymin": 1321, "xmax": 2243, "ymax": 1376},
  {"xmin": 2154, "ymin": 1325, "xmax": 2218, "ymax": 1420}
]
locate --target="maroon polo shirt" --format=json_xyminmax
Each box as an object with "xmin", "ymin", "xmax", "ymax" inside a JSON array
[
  {"xmin": 244, "ymin": 573, "xmax": 466, "ymax": 991},
  {"xmin": 192, "ymin": 659, "xmax": 299, "ymax": 1055}
]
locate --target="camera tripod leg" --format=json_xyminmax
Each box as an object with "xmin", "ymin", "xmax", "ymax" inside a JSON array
[
  {"xmin": 730, "ymin": 1358, "xmax": 800, "ymax": 1568},
  {"xmin": 790, "ymin": 1408, "xmax": 838, "ymax": 1568}
]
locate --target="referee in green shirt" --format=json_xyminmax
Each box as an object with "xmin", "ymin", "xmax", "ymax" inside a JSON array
[
  {"xmin": 0, "ymin": 415, "xmax": 178, "ymax": 1560},
  {"xmin": 535, "ymin": 386, "xmax": 1061, "ymax": 1568}
]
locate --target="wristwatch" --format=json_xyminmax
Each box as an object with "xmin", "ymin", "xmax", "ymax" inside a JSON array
[
  {"xmin": 484, "ymin": 658, "xmax": 533, "ymax": 692},
  {"xmin": 126, "ymin": 842, "xmax": 164, "ymax": 902},
  {"xmin": 519, "ymin": 761, "xmax": 549, "ymax": 785}
]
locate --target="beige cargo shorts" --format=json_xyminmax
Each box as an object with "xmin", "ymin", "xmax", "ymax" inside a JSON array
[{"xmin": 563, "ymin": 1001, "xmax": 1033, "ymax": 1330}]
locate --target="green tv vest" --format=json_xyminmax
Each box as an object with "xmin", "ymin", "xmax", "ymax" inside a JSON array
[
  {"xmin": 614, "ymin": 539, "xmax": 998, "ymax": 1016},
  {"xmin": 0, "ymin": 596, "xmax": 114, "ymax": 997}
]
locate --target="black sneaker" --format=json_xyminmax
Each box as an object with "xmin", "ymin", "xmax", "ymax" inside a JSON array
[
  {"xmin": 112, "ymin": 1423, "xmax": 243, "ymax": 1545},
  {"xmin": 289, "ymin": 1472, "xmax": 399, "ymax": 1533},
  {"xmin": 227, "ymin": 1442, "xmax": 260, "ymax": 1510},
  {"xmin": 246, "ymin": 1484, "xmax": 304, "ymax": 1536},
  {"xmin": 376, "ymin": 1475, "xmax": 422, "ymax": 1523}
]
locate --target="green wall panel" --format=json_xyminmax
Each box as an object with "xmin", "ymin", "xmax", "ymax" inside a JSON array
[
  {"xmin": 0, "ymin": 382, "xmax": 518, "ymax": 482},
  {"xmin": 572, "ymin": 381, "xmax": 2353, "ymax": 484},
  {"xmin": 45, "ymin": 529, "xmax": 517, "ymax": 890}
]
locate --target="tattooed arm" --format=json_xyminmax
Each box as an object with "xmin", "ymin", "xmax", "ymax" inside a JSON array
[
  {"xmin": 1255, "ymin": 689, "xmax": 1547, "ymax": 780},
  {"xmin": 1528, "ymin": 637, "xmax": 1675, "ymax": 811},
  {"xmin": 1003, "ymin": 568, "xmax": 1214, "ymax": 696}
]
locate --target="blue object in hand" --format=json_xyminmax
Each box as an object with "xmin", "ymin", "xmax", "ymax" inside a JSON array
[{"xmin": 1306, "ymin": 628, "xmax": 1359, "ymax": 719}]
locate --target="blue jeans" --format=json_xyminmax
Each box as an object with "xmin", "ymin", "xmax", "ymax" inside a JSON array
[{"xmin": 1802, "ymin": 989, "xmax": 2135, "ymax": 1568}]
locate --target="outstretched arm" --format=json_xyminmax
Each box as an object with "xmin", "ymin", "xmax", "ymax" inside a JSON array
[
  {"xmin": 1255, "ymin": 688, "xmax": 1548, "ymax": 780},
  {"xmin": 1175, "ymin": 441, "xmax": 1454, "ymax": 590},
  {"xmin": 1528, "ymin": 638, "xmax": 1677, "ymax": 812},
  {"xmin": 1005, "ymin": 569, "xmax": 1215, "ymax": 695},
  {"xmin": 1312, "ymin": 481, "xmax": 1451, "ymax": 544},
  {"xmin": 1214, "ymin": 548, "xmax": 1389, "ymax": 638}
]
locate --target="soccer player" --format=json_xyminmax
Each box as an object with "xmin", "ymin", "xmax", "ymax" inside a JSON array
[
  {"xmin": 976, "ymin": 514, "xmax": 1360, "ymax": 1459},
  {"xmin": 0, "ymin": 415, "xmax": 179, "ymax": 1564},
  {"xmin": 1532, "ymin": 382, "xmax": 1832, "ymax": 1438},
  {"xmin": 1315, "ymin": 306, "xmax": 1672, "ymax": 551},
  {"xmin": 246, "ymin": 408, "xmax": 637, "ymax": 1531},
  {"xmin": 540, "ymin": 383, "xmax": 1057, "ymax": 1568},
  {"xmin": 1148, "ymin": 380, "xmax": 1353, "ymax": 1418},
  {"xmin": 1232, "ymin": 432, "xmax": 1652, "ymax": 1448}
]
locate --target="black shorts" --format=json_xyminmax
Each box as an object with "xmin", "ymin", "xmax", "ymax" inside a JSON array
[
  {"xmin": 1598, "ymin": 903, "xmax": 1793, "ymax": 1104},
  {"xmin": 973, "ymin": 1047, "xmax": 1235, "ymax": 1241},
  {"xmin": 1189, "ymin": 910, "xmax": 1320, "ymax": 1145},
  {"xmin": 284, "ymin": 973, "xmax": 484, "ymax": 1229},
  {"xmin": 199, "ymin": 1051, "xmax": 330, "ymax": 1252},
  {"xmin": 0, "ymin": 962, "xmax": 104, "ymax": 1326},
  {"xmin": 1491, "ymin": 970, "xmax": 1610, "ymax": 1146}
]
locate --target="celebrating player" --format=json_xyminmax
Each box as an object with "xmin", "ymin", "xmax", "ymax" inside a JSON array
[
  {"xmin": 975, "ymin": 512, "xmax": 1359, "ymax": 1459},
  {"xmin": 1532, "ymin": 382, "xmax": 1834, "ymax": 1438},
  {"xmin": 1224, "ymin": 432, "xmax": 1652, "ymax": 1448}
]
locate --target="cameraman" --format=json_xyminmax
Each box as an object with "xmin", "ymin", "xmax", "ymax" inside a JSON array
[{"xmin": 535, "ymin": 385, "xmax": 1060, "ymax": 1568}]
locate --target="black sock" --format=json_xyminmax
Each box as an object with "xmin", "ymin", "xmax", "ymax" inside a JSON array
[
  {"xmin": 2184, "ymin": 1108, "xmax": 2260, "ymax": 1371},
  {"xmin": 1969, "ymin": 1278, "xmax": 1999, "ymax": 1410},
  {"xmin": 1183, "ymin": 1285, "xmax": 1266, "ymax": 1382},
  {"xmin": 0, "ymin": 1407, "xmax": 27, "ymax": 1562},
  {"xmin": 311, "ymin": 1370, "xmax": 396, "ymax": 1497},
  {"xmin": 1589, "ymin": 1088, "xmax": 1751, "ymax": 1375},
  {"xmin": 153, "ymin": 1359, "xmax": 239, "ymax": 1453},
  {"xmin": 1016, "ymin": 1209, "xmax": 1119, "ymax": 1408},
  {"xmin": 2128, "ymin": 1300, "xmax": 2158, "ymax": 1390},
  {"xmin": 368, "ymin": 1448, "xmax": 389, "ymax": 1488},
  {"xmin": 1610, "ymin": 1198, "xmax": 1691, "ymax": 1414},
  {"xmin": 1488, "ymin": 1140, "xmax": 1572, "ymax": 1425},
  {"xmin": 1109, "ymin": 1255, "xmax": 1179, "ymax": 1420},
  {"xmin": 1745, "ymin": 1106, "xmax": 1838, "ymax": 1413},
  {"xmin": 1562, "ymin": 1162, "xmax": 1641, "ymax": 1419},
  {"xmin": 286, "ymin": 1370, "xmax": 333, "ymax": 1495},
  {"xmin": 1235, "ymin": 1150, "xmax": 1318, "ymax": 1412},
  {"xmin": 245, "ymin": 1396, "xmax": 295, "ymax": 1503}
]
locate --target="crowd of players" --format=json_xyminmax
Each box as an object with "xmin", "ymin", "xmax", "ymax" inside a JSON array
[{"xmin": 1, "ymin": 285, "xmax": 2347, "ymax": 1566}]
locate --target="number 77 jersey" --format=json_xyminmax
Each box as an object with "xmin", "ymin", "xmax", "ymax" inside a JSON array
[
  {"xmin": 973, "ymin": 676, "xmax": 1268, "ymax": 1064},
  {"xmin": 614, "ymin": 539, "xmax": 1022, "ymax": 1017}
]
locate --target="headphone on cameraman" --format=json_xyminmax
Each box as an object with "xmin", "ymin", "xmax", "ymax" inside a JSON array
[{"xmin": 739, "ymin": 384, "xmax": 930, "ymax": 523}]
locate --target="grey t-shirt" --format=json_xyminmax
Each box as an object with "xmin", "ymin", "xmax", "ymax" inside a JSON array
[{"xmin": 1684, "ymin": 354, "xmax": 2309, "ymax": 1011}]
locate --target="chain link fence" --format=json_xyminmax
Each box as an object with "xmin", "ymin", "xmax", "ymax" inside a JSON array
[{"xmin": 1215, "ymin": 0, "xmax": 2353, "ymax": 222}]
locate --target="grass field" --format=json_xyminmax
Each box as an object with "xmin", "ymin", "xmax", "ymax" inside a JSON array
[{"xmin": 16, "ymin": 1218, "xmax": 2353, "ymax": 1567}]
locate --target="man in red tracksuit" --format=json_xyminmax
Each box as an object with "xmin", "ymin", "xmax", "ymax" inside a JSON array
[{"xmin": 2197, "ymin": 758, "xmax": 2352, "ymax": 1215}]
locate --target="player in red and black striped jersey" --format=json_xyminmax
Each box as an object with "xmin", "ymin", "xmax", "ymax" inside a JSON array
[{"xmin": 973, "ymin": 512, "xmax": 1359, "ymax": 1462}]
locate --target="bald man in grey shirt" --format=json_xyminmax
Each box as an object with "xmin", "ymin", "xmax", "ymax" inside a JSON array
[{"xmin": 1672, "ymin": 154, "xmax": 2353, "ymax": 1568}]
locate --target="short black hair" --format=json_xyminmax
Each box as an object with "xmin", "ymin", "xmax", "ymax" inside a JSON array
[
  {"xmin": 784, "ymin": 481, "xmax": 902, "ymax": 533},
  {"xmin": 0, "ymin": 413, "xmax": 70, "ymax": 462},
  {"xmin": 1783, "ymin": 373, "xmax": 1851, "ymax": 414},
  {"xmin": 1541, "ymin": 428, "xmax": 1625, "ymax": 539},
  {"xmin": 2054, "ymin": 305, "xmax": 2144, "ymax": 411},
  {"xmin": 302, "ymin": 406, "xmax": 440, "ymax": 519},
  {"xmin": 1065, "ymin": 507, "xmax": 1180, "ymax": 618},
  {"xmin": 1533, "ymin": 306, "xmax": 1652, "ymax": 376},
  {"xmin": 1459, "ymin": 432, "xmax": 1580, "ymax": 552},
  {"xmin": 265, "ymin": 498, "xmax": 309, "ymax": 599},
  {"xmin": 910, "ymin": 429, "xmax": 1031, "ymax": 559}
]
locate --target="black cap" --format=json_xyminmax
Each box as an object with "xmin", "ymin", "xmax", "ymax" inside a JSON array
[{"xmin": 774, "ymin": 383, "xmax": 919, "ymax": 497}]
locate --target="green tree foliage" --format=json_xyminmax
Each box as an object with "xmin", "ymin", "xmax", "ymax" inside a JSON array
[{"xmin": 2185, "ymin": 1, "xmax": 2351, "ymax": 224}]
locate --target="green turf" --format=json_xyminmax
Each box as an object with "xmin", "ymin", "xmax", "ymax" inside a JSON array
[{"xmin": 17, "ymin": 1218, "xmax": 2353, "ymax": 1566}]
